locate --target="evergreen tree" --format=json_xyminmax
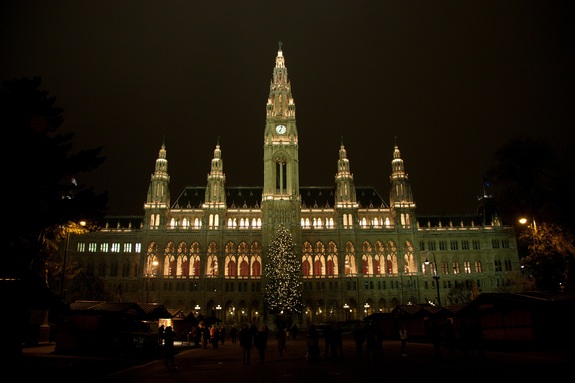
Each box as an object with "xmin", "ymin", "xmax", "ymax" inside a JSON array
[
  {"xmin": 521, "ymin": 222, "xmax": 575, "ymax": 292},
  {"xmin": 264, "ymin": 224, "xmax": 302, "ymax": 314},
  {"xmin": 1, "ymin": 77, "xmax": 107, "ymax": 283},
  {"xmin": 486, "ymin": 136, "xmax": 575, "ymax": 292}
]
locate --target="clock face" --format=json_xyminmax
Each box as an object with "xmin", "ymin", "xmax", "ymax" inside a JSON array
[{"xmin": 275, "ymin": 124, "xmax": 287, "ymax": 134}]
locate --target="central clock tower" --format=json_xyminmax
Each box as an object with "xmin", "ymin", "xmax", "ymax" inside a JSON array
[{"xmin": 262, "ymin": 41, "xmax": 301, "ymax": 245}]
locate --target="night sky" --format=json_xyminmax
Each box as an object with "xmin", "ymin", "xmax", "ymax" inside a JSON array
[{"xmin": 2, "ymin": 1, "xmax": 574, "ymax": 216}]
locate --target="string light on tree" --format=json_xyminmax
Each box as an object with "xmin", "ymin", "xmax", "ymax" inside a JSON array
[{"xmin": 264, "ymin": 224, "xmax": 302, "ymax": 314}]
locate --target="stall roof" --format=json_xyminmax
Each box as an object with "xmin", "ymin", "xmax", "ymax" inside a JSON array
[{"xmin": 69, "ymin": 301, "xmax": 172, "ymax": 320}]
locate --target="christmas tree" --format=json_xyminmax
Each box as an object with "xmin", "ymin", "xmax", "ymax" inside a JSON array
[{"xmin": 264, "ymin": 224, "xmax": 302, "ymax": 314}]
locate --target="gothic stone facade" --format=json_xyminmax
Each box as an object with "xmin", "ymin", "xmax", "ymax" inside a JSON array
[{"xmin": 66, "ymin": 44, "xmax": 520, "ymax": 327}]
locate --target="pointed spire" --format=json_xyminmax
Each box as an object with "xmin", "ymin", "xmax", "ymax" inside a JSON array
[
  {"xmin": 335, "ymin": 140, "xmax": 356, "ymax": 205},
  {"xmin": 158, "ymin": 142, "xmax": 167, "ymax": 160},
  {"xmin": 211, "ymin": 139, "xmax": 223, "ymax": 172},
  {"xmin": 267, "ymin": 41, "xmax": 295, "ymax": 118},
  {"xmin": 145, "ymin": 140, "xmax": 170, "ymax": 217},
  {"xmin": 389, "ymin": 140, "xmax": 415, "ymax": 213},
  {"xmin": 206, "ymin": 139, "xmax": 226, "ymax": 206}
]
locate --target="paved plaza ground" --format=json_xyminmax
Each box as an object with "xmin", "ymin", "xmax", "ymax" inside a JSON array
[{"xmin": 16, "ymin": 333, "xmax": 572, "ymax": 383}]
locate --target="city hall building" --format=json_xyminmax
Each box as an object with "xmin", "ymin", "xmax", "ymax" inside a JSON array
[{"xmin": 65, "ymin": 43, "xmax": 520, "ymax": 327}]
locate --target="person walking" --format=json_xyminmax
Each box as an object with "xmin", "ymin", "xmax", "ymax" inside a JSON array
[
  {"xmin": 163, "ymin": 326, "xmax": 177, "ymax": 370},
  {"xmin": 203, "ymin": 324, "xmax": 211, "ymax": 349},
  {"xmin": 220, "ymin": 325, "xmax": 226, "ymax": 345},
  {"xmin": 444, "ymin": 319, "xmax": 456, "ymax": 354},
  {"xmin": 230, "ymin": 325, "xmax": 238, "ymax": 344},
  {"xmin": 399, "ymin": 325, "xmax": 408, "ymax": 356},
  {"xmin": 291, "ymin": 324, "xmax": 298, "ymax": 339},
  {"xmin": 430, "ymin": 319, "xmax": 442, "ymax": 362},
  {"xmin": 239, "ymin": 324, "xmax": 253, "ymax": 365},
  {"xmin": 365, "ymin": 323, "xmax": 378, "ymax": 365},
  {"xmin": 323, "ymin": 324, "xmax": 333, "ymax": 359},
  {"xmin": 158, "ymin": 324, "xmax": 165, "ymax": 345},
  {"xmin": 276, "ymin": 327, "xmax": 287, "ymax": 357},
  {"xmin": 306, "ymin": 324, "xmax": 320, "ymax": 362},
  {"xmin": 331, "ymin": 323, "xmax": 344, "ymax": 360},
  {"xmin": 353, "ymin": 325, "xmax": 365, "ymax": 358},
  {"xmin": 254, "ymin": 325, "xmax": 269, "ymax": 364},
  {"xmin": 210, "ymin": 325, "xmax": 219, "ymax": 349}
]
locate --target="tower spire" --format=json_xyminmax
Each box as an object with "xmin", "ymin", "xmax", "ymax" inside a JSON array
[
  {"xmin": 262, "ymin": 42, "xmax": 301, "ymax": 243},
  {"xmin": 389, "ymin": 140, "xmax": 415, "ymax": 228},
  {"xmin": 335, "ymin": 140, "xmax": 357, "ymax": 206},
  {"xmin": 144, "ymin": 141, "xmax": 171, "ymax": 228},
  {"xmin": 266, "ymin": 42, "xmax": 295, "ymax": 119},
  {"xmin": 206, "ymin": 139, "xmax": 226, "ymax": 206}
]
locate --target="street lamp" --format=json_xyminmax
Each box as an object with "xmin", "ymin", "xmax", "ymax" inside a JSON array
[
  {"xmin": 519, "ymin": 217, "xmax": 538, "ymax": 244},
  {"xmin": 364, "ymin": 303, "xmax": 370, "ymax": 315},
  {"xmin": 425, "ymin": 252, "xmax": 441, "ymax": 307},
  {"xmin": 215, "ymin": 304, "xmax": 222, "ymax": 322},
  {"xmin": 146, "ymin": 259, "xmax": 159, "ymax": 303},
  {"xmin": 60, "ymin": 220, "xmax": 87, "ymax": 302},
  {"xmin": 343, "ymin": 303, "xmax": 350, "ymax": 321}
]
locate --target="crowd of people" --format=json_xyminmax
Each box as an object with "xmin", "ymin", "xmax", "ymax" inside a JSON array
[
  {"xmin": 157, "ymin": 318, "xmax": 482, "ymax": 369},
  {"xmin": 158, "ymin": 322, "xmax": 302, "ymax": 367}
]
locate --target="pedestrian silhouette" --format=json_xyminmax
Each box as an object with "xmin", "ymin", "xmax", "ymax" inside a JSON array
[
  {"xmin": 220, "ymin": 325, "xmax": 226, "ymax": 344},
  {"xmin": 306, "ymin": 324, "xmax": 320, "ymax": 361},
  {"xmin": 444, "ymin": 319, "xmax": 456, "ymax": 354},
  {"xmin": 276, "ymin": 327, "xmax": 287, "ymax": 356},
  {"xmin": 399, "ymin": 325, "xmax": 408, "ymax": 356},
  {"xmin": 291, "ymin": 323, "xmax": 298, "ymax": 339},
  {"xmin": 201, "ymin": 324, "xmax": 210, "ymax": 349},
  {"xmin": 239, "ymin": 324, "xmax": 253, "ymax": 365},
  {"xmin": 163, "ymin": 326, "xmax": 177, "ymax": 370},
  {"xmin": 365, "ymin": 323, "xmax": 378, "ymax": 365},
  {"xmin": 323, "ymin": 324, "xmax": 333, "ymax": 359},
  {"xmin": 158, "ymin": 324, "xmax": 165, "ymax": 345},
  {"xmin": 331, "ymin": 323, "xmax": 344, "ymax": 360},
  {"xmin": 430, "ymin": 319, "xmax": 442, "ymax": 362},
  {"xmin": 210, "ymin": 325, "xmax": 219, "ymax": 348},
  {"xmin": 353, "ymin": 325, "xmax": 365, "ymax": 357},
  {"xmin": 230, "ymin": 325, "xmax": 238, "ymax": 344},
  {"xmin": 254, "ymin": 325, "xmax": 269, "ymax": 363}
]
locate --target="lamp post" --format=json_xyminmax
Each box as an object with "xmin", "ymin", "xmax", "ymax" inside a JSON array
[
  {"xmin": 519, "ymin": 217, "xmax": 538, "ymax": 244},
  {"xmin": 146, "ymin": 260, "xmax": 159, "ymax": 303},
  {"xmin": 60, "ymin": 220, "xmax": 87, "ymax": 302},
  {"xmin": 343, "ymin": 303, "xmax": 350, "ymax": 321},
  {"xmin": 425, "ymin": 252, "xmax": 441, "ymax": 307},
  {"xmin": 518, "ymin": 216, "xmax": 540, "ymax": 279},
  {"xmin": 364, "ymin": 303, "xmax": 370, "ymax": 316},
  {"xmin": 216, "ymin": 304, "xmax": 222, "ymax": 321}
]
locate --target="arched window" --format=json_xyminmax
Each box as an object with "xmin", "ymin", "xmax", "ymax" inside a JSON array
[
  {"xmin": 302, "ymin": 242, "xmax": 313, "ymax": 278},
  {"xmin": 240, "ymin": 259, "xmax": 249, "ymax": 277},
  {"xmin": 327, "ymin": 241, "xmax": 338, "ymax": 277},
  {"xmin": 327, "ymin": 259, "xmax": 335, "ymax": 276},
  {"xmin": 227, "ymin": 260, "xmax": 237, "ymax": 276},
  {"xmin": 362, "ymin": 241, "xmax": 373, "ymax": 275},
  {"xmin": 314, "ymin": 242, "xmax": 326, "ymax": 276},
  {"xmin": 252, "ymin": 259, "xmax": 261, "ymax": 277},
  {"xmin": 314, "ymin": 259, "xmax": 323, "ymax": 276},
  {"xmin": 302, "ymin": 260, "xmax": 311, "ymax": 277},
  {"xmin": 344, "ymin": 241, "xmax": 356, "ymax": 276}
]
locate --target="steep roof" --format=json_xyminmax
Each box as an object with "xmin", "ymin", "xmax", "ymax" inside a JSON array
[{"xmin": 171, "ymin": 186, "xmax": 388, "ymax": 210}]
